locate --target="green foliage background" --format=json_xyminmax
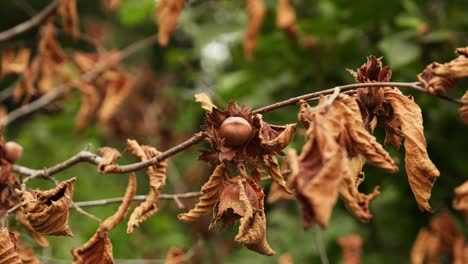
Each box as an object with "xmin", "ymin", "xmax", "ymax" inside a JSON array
[{"xmin": 1, "ymin": 0, "xmax": 467, "ymax": 263}]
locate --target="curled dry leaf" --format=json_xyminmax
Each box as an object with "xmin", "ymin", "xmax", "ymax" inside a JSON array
[
  {"xmin": 0, "ymin": 228, "xmax": 22, "ymax": 264},
  {"xmin": 418, "ymin": 46, "xmax": 468, "ymax": 95},
  {"xmin": 411, "ymin": 210, "xmax": 462, "ymax": 264},
  {"xmin": 58, "ymin": 0, "xmax": 80, "ymax": 40},
  {"xmin": 165, "ymin": 247, "xmax": 185, "ymax": 264},
  {"xmin": 13, "ymin": 232, "xmax": 43, "ymax": 264},
  {"xmin": 338, "ymin": 234, "xmax": 363, "ymax": 264},
  {"xmin": 156, "ymin": 0, "xmax": 186, "ymax": 46},
  {"xmin": 384, "ymin": 88, "xmax": 440, "ymax": 211},
  {"xmin": 178, "ymin": 164, "xmax": 227, "ymax": 222},
  {"xmin": 210, "ymin": 177, "xmax": 275, "ymax": 256},
  {"xmin": 245, "ymin": 0, "xmax": 266, "ymax": 60},
  {"xmin": 127, "ymin": 139, "xmax": 167, "ymax": 234},
  {"xmin": 18, "ymin": 178, "xmax": 76, "ymax": 236},
  {"xmin": 71, "ymin": 231, "xmax": 113, "ymax": 264},
  {"xmin": 75, "ymin": 82, "xmax": 100, "ymax": 131},
  {"xmin": 17, "ymin": 211, "xmax": 49, "ymax": 248},
  {"xmin": 100, "ymin": 173, "xmax": 137, "ymax": 232},
  {"xmin": 267, "ymin": 149, "xmax": 297, "ymax": 204},
  {"xmin": 459, "ymin": 90, "xmax": 468, "ymax": 124},
  {"xmin": 97, "ymin": 72, "xmax": 133, "ymax": 125},
  {"xmin": 194, "ymin": 92, "xmax": 216, "ymax": 112},
  {"xmin": 1, "ymin": 47, "xmax": 30, "ymax": 78},
  {"xmin": 339, "ymin": 155, "xmax": 380, "ymax": 223},
  {"xmin": 276, "ymin": 0, "xmax": 298, "ymax": 40},
  {"xmin": 97, "ymin": 147, "xmax": 121, "ymax": 173},
  {"xmin": 453, "ymin": 181, "xmax": 468, "ymax": 221}
]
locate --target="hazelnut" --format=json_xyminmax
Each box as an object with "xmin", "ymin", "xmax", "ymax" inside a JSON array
[
  {"xmin": 219, "ymin": 117, "xmax": 252, "ymax": 147},
  {"xmin": 4, "ymin": 141, "xmax": 23, "ymax": 163}
]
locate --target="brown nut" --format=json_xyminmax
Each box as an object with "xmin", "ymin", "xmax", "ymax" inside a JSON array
[
  {"xmin": 4, "ymin": 141, "xmax": 23, "ymax": 163},
  {"xmin": 219, "ymin": 117, "xmax": 252, "ymax": 147}
]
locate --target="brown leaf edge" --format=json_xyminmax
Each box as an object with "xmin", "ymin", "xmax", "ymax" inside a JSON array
[
  {"xmin": 0, "ymin": 227, "xmax": 22, "ymax": 264},
  {"xmin": 178, "ymin": 164, "xmax": 227, "ymax": 222},
  {"xmin": 126, "ymin": 139, "xmax": 167, "ymax": 234}
]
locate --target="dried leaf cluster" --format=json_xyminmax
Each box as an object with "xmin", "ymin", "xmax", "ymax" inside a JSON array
[
  {"xmin": 58, "ymin": 0, "xmax": 80, "ymax": 40},
  {"xmin": 349, "ymin": 56, "xmax": 440, "ymax": 212},
  {"xmin": 411, "ymin": 210, "xmax": 466, "ymax": 264}
]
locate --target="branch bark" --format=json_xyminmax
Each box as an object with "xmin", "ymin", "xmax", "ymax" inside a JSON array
[{"xmin": 0, "ymin": 0, "xmax": 60, "ymax": 42}]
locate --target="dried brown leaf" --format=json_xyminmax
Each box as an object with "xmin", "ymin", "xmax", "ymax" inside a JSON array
[
  {"xmin": 429, "ymin": 47, "xmax": 468, "ymax": 79},
  {"xmin": 194, "ymin": 93, "xmax": 216, "ymax": 112},
  {"xmin": 384, "ymin": 88, "xmax": 440, "ymax": 211},
  {"xmin": 156, "ymin": 0, "xmax": 186, "ymax": 46},
  {"xmin": 75, "ymin": 83, "xmax": 100, "ymax": 131},
  {"xmin": 276, "ymin": 0, "xmax": 298, "ymax": 40},
  {"xmin": 0, "ymin": 228, "xmax": 22, "ymax": 264},
  {"xmin": 257, "ymin": 115, "xmax": 297, "ymax": 153},
  {"xmin": 14, "ymin": 232, "xmax": 43, "ymax": 264},
  {"xmin": 58, "ymin": 0, "xmax": 80, "ymax": 40},
  {"xmin": 295, "ymin": 103, "xmax": 346, "ymax": 228},
  {"xmin": 97, "ymin": 147, "xmax": 121, "ymax": 174},
  {"xmin": 178, "ymin": 164, "xmax": 226, "ymax": 222},
  {"xmin": 338, "ymin": 234, "xmax": 363, "ymax": 264},
  {"xmin": 164, "ymin": 247, "xmax": 185, "ymax": 264},
  {"xmin": 18, "ymin": 178, "xmax": 76, "ymax": 236},
  {"xmin": 100, "ymin": 174, "xmax": 137, "ymax": 232},
  {"xmin": 71, "ymin": 231, "xmax": 113, "ymax": 264},
  {"xmin": 97, "ymin": 72, "xmax": 133, "ymax": 125},
  {"xmin": 17, "ymin": 210, "xmax": 49, "ymax": 248},
  {"xmin": 263, "ymin": 155, "xmax": 292, "ymax": 194},
  {"xmin": 220, "ymin": 177, "xmax": 276, "ymax": 256},
  {"xmin": 1, "ymin": 47, "xmax": 31, "ymax": 78},
  {"xmin": 339, "ymin": 155, "xmax": 380, "ymax": 223},
  {"xmin": 244, "ymin": 0, "xmax": 266, "ymax": 60},
  {"xmin": 411, "ymin": 228, "xmax": 435, "ymax": 264},
  {"xmin": 417, "ymin": 68, "xmax": 459, "ymax": 95},
  {"xmin": 453, "ymin": 181, "xmax": 468, "ymax": 221},
  {"xmin": 267, "ymin": 149, "xmax": 297, "ymax": 204},
  {"xmin": 453, "ymin": 236, "xmax": 468, "ymax": 264},
  {"xmin": 459, "ymin": 90, "xmax": 468, "ymax": 124},
  {"xmin": 126, "ymin": 140, "xmax": 167, "ymax": 233}
]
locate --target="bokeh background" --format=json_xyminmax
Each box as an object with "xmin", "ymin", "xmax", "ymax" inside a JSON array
[{"xmin": 1, "ymin": 0, "xmax": 467, "ymax": 263}]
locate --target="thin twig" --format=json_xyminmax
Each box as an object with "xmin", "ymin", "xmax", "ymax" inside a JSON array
[
  {"xmin": 12, "ymin": 82, "xmax": 464, "ymax": 179},
  {"xmin": 0, "ymin": 35, "xmax": 158, "ymax": 127},
  {"xmin": 0, "ymin": 0, "xmax": 60, "ymax": 42},
  {"xmin": 314, "ymin": 225, "xmax": 329, "ymax": 264},
  {"xmin": 73, "ymin": 192, "xmax": 203, "ymax": 207}
]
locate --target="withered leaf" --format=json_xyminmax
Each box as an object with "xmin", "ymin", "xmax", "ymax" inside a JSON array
[
  {"xmin": 127, "ymin": 139, "xmax": 167, "ymax": 234},
  {"xmin": 263, "ymin": 155, "xmax": 292, "ymax": 194},
  {"xmin": 245, "ymin": 0, "xmax": 266, "ymax": 60},
  {"xmin": 18, "ymin": 178, "xmax": 76, "ymax": 236},
  {"xmin": 338, "ymin": 234, "xmax": 363, "ymax": 264},
  {"xmin": 267, "ymin": 149, "xmax": 297, "ymax": 204},
  {"xmin": 75, "ymin": 82, "xmax": 100, "ymax": 131},
  {"xmin": 17, "ymin": 210, "xmax": 49, "ymax": 248},
  {"xmin": 278, "ymin": 254, "xmax": 294, "ymax": 264},
  {"xmin": 411, "ymin": 210, "xmax": 462, "ymax": 264},
  {"xmin": 1, "ymin": 47, "xmax": 31, "ymax": 78},
  {"xmin": 233, "ymin": 178, "xmax": 275, "ymax": 256},
  {"xmin": 156, "ymin": 0, "xmax": 186, "ymax": 46},
  {"xmin": 384, "ymin": 88, "xmax": 440, "ymax": 211},
  {"xmin": 164, "ymin": 247, "xmax": 185, "ymax": 264},
  {"xmin": 13, "ymin": 232, "xmax": 43, "ymax": 264},
  {"xmin": 194, "ymin": 92, "xmax": 216, "ymax": 112},
  {"xmin": 97, "ymin": 147, "xmax": 121, "ymax": 174},
  {"xmin": 276, "ymin": 0, "xmax": 298, "ymax": 40},
  {"xmin": 417, "ymin": 68, "xmax": 459, "ymax": 95},
  {"xmin": 71, "ymin": 231, "xmax": 113, "ymax": 264},
  {"xmin": 178, "ymin": 164, "xmax": 227, "ymax": 222},
  {"xmin": 453, "ymin": 181, "xmax": 468, "ymax": 221},
  {"xmin": 58, "ymin": 0, "xmax": 80, "ymax": 40},
  {"xmin": 97, "ymin": 72, "xmax": 133, "ymax": 125},
  {"xmin": 339, "ymin": 155, "xmax": 380, "ymax": 223},
  {"xmin": 100, "ymin": 173, "xmax": 136, "ymax": 232},
  {"xmin": 0, "ymin": 228, "xmax": 22, "ymax": 264},
  {"xmin": 459, "ymin": 90, "xmax": 468, "ymax": 124},
  {"xmin": 453, "ymin": 236, "xmax": 468, "ymax": 264},
  {"xmin": 295, "ymin": 102, "xmax": 347, "ymax": 229},
  {"xmin": 257, "ymin": 115, "xmax": 297, "ymax": 154}
]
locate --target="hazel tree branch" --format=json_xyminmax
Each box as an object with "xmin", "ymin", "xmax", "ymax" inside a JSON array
[
  {"xmin": 12, "ymin": 81, "xmax": 465, "ymax": 181},
  {"xmin": 0, "ymin": 35, "xmax": 158, "ymax": 127},
  {"xmin": 0, "ymin": 0, "xmax": 60, "ymax": 42}
]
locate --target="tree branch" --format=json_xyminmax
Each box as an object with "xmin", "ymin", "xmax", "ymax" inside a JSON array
[
  {"xmin": 0, "ymin": 0, "xmax": 60, "ymax": 42},
  {"xmin": 0, "ymin": 35, "xmax": 158, "ymax": 127},
  {"xmin": 12, "ymin": 81, "xmax": 465, "ymax": 180}
]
